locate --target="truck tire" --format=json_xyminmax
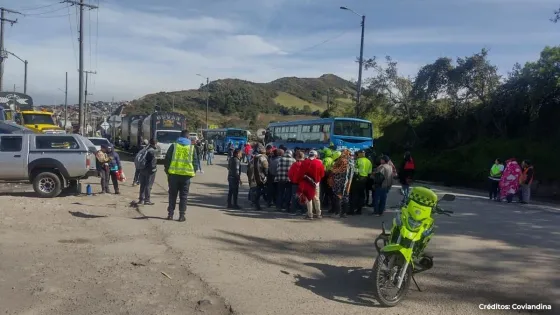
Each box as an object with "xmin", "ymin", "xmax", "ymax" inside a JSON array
[{"xmin": 33, "ymin": 172, "xmax": 63, "ymax": 198}]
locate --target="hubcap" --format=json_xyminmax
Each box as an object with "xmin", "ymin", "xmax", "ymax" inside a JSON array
[{"xmin": 39, "ymin": 177, "xmax": 56, "ymax": 193}]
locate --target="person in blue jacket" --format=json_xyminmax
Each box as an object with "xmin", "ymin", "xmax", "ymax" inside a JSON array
[{"xmin": 106, "ymin": 145, "xmax": 122, "ymax": 194}]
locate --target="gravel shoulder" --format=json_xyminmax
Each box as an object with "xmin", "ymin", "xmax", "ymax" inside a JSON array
[
  {"xmin": 1, "ymin": 154, "xmax": 558, "ymax": 315},
  {"xmin": 0, "ymin": 179, "xmax": 233, "ymax": 315}
]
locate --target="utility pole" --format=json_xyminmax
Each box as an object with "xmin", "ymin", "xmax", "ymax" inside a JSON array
[
  {"xmin": 63, "ymin": 0, "xmax": 98, "ymax": 136},
  {"xmin": 0, "ymin": 7, "xmax": 21, "ymax": 92},
  {"xmin": 205, "ymin": 77, "xmax": 209, "ymax": 129},
  {"xmin": 64, "ymin": 72, "xmax": 68, "ymax": 131},
  {"xmin": 356, "ymin": 15, "xmax": 365, "ymax": 117},
  {"xmin": 326, "ymin": 89, "xmax": 330, "ymax": 111},
  {"xmin": 84, "ymin": 70, "xmax": 96, "ymax": 136}
]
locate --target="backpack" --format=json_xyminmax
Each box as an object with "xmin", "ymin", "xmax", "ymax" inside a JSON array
[
  {"xmin": 134, "ymin": 148, "xmax": 149, "ymax": 170},
  {"xmin": 373, "ymin": 171, "xmax": 385, "ymax": 187}
]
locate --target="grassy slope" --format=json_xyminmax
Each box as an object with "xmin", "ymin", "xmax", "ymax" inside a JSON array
[{"xmin": 273, "ymin": 92, "xmax": 324, "ymax": 111}]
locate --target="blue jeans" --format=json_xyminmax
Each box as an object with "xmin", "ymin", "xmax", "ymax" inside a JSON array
[
  {"xmin": 373, "ymin": 187, "xmax": 388, "ymax": 215},
  {"xmin": 207, "ymin": 152, "xmax": 214, "ymax": 165},
  {"xmin": 197, "ymin": 160, "xmax": 203, "ymax": 172},
  {"xmin": 276, "ymin": 181, "xmax": 291, "ymax": 209}
]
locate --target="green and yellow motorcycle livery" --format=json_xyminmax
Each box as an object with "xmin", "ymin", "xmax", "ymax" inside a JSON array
[{"xmin": 371, "ymin": 186, "xmax": 455, "ymax": 307}]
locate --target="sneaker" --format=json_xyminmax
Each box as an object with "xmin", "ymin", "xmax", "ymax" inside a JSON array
[
  {"xmin": 166, "ymin": 214, "xmax": 173, "ymax": 220},
  {"xmin": 304, "ymin": 215, "xmax": 313, "ymax": 220},
  {"xmin": 314, "ymin": 215, "xmax": 323, "ymax": 219},
  {"xmin": 144, "ymin": 202, "xmax": 155, "ymax": 206}
]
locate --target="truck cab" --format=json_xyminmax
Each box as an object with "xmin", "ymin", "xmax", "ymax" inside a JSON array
[{"xmin": 15, "ymin": 110, "xmax": 65, "ymax": 134}]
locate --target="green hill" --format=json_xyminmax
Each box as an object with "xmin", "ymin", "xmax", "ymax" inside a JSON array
[{"xmin": 126, "ymin": 74, "xmax": 357, "ymax": 129}]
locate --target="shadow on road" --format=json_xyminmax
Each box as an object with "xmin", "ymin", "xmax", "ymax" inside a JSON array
[
  {"xmin": 294, "ymin": 263, "xmax": 377, "ymax": 307},
  {"xmin": 68, "ymin": 211, "xmax": 107, "ymax": 219},
  {"xmin": 206, "ymin": 226, "xmax": 560, "ymax": 311}
]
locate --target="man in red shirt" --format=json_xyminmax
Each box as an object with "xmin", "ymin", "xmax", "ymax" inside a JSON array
[
  {"xmin": 297, "ymin": 150, "xmax": 325, "ymax": 219},
  {"xmin": 288, "ymin": 150, "xmax": 305, "ymax": 214}
]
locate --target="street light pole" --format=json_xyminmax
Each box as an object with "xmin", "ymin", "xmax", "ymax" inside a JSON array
[
  {"xmin": 196, "ymin": 74, "xmax": 210, "ymax": 129},
  {"xmin": 4, "ymin": 50, "xmax": 27, "ymax": 94},
  {"xmin": 64, "ymin": 72, "xmax": 68, "ymax": 129},
  {"xmin": 23, "ymin": 60, "xmax": 27, "ymax": 94},
  {"xmin": 340, "ymin": 6, "xmax": 366, "ymax": 117}
]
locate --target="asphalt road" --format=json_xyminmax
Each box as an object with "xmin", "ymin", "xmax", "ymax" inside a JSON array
[
  {"xmin": 133, "ymin": 155, "xmax": 559, "ymax": 315},
  {"xmin": 1, "ymin": 154, "xmax": 558, "ymax": 315}
]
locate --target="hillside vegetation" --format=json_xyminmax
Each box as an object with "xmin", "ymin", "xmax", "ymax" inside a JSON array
[
  {"xmin": 360, "ymin": 46, "xmax": 560, "ymax": 198},
  {"xmin": 126, "ymin": 74, "xmax": 357, "ymax": 130}
]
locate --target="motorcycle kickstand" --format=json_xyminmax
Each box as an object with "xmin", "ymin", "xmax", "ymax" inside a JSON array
[{"xmin": 412, "ymin": 275, "xmax": 423, "ymax": 292}]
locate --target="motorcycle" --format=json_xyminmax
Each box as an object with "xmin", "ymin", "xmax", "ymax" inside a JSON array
[{"xmin": 371, "ymin": 186, "xmax": 455, "ymax": 307}]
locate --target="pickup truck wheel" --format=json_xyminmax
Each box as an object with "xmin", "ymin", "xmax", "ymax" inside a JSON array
[{"xmin": 33, "ymin": 172, "xmax": 63, "ymax": 198}]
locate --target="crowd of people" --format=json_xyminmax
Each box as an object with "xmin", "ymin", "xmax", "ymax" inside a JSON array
[
  {"xmin": 94, "ymin": 130, "xmax": 536, "ymax": 225},
  {"xmin": 226, "ymin": 143, "xmax": 416, "ymax": 219},
  {"xmin": 488, "ymin": 158, "xmax": 535, "ymax": 204}
]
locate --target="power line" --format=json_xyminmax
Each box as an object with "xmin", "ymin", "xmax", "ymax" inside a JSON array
[
  {"xmin": 17, "ymin": 2, "xmax": 61, "ymax": 12},
  {"xmin": 22, "ymin": 5, "xmax": 70, "ymax": 16},
  {"xmin": 27, "ymin": 12, "xmax": 76, "ymax": 18},
  {"xmin": 267, "ymin": 27, "xmax": 358, "ymax": 70}
]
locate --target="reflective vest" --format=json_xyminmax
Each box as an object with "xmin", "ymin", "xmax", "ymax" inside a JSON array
[
  {"xmin": 168, "ymin": 143, "xmax": 196, "ymax": 177},
  {"xmin": 356, "ymin": 157, "xmax": 373, "ymax": 177},
  {"xmin": 323, "ymin": 157, "xmax": 334, "ymax": 172},
  {"xmin": 489, "ymin": 164, "xmax": 503, "ymax": 178}
]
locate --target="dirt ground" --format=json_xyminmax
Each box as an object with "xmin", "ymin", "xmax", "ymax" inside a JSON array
[
  {"xmin": 1, "ymin": 154, "xmax": 558, "ymax": 315},
  {"xmin": 0, "ymin": 183, "xmax": 234, "ymax": 315}
]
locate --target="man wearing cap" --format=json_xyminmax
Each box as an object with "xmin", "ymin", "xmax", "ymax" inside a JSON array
[
  {"xmin": 351, "ymin": 150, "xmax": 372, "ymax": 215},
  {"xmin": 164, "ymin": 129, "xmax": 199, "ymax": 222},
  {"xmin": 298, "ymin": 150, "xmax": 325, "ymax": 219}
]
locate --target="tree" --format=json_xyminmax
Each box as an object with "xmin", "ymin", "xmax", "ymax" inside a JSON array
[{"xmin": 362, "ymin": 56, "xmax": 418, "ymax": 144}]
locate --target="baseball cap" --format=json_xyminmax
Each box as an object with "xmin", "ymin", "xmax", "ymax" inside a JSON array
[{"xmin": 308, "ymin": 150, "xmax": 318, "ymax": 159}]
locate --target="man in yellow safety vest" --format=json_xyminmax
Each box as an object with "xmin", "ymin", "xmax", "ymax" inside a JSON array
[
  {"xmin": 164, "ymin": 129, "xmax": 199, "ymax": 222},
  {"xmin": 350, "ymin": 150, "xmax": 373, "ymax": 215}
]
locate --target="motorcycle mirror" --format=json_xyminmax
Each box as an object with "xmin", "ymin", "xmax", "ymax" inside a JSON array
[{"xmin": 441, "ymin": 194, "xmax": 456, "ymax": 201}]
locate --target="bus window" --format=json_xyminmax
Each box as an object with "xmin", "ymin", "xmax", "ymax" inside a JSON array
[{"xmin": 334, "ymin": 120, "xmax": 372, "ymax": 138}]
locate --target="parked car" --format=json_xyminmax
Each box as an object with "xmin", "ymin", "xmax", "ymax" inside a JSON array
[
  {"xmin": 0, "ymin": 121, "xmax": 35, "ymax": 134},
  {"xmin": 0, "ymin": 134, "xmax": 98, "ymax": 198},
  {"xmin": 88, "ymin": 137, "xmax": 112, "ymax": 151}
]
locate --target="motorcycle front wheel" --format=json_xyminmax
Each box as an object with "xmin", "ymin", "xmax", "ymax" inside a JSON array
[{"xmin": 371, "ymin": 252, "xmax": 412, "ymax": 307}]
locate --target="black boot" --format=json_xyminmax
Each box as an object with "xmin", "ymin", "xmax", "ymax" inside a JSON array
[
  {"xmin": 178, "ymin": 214, "xmax": 186, "ymax": 222},
  {"xmin": 166, "ymin": 213, "xmax": 173, "ymax": 220},
  {"xmin": 340, "ymin": 203, "xmax": 349, "ymax": 218}
]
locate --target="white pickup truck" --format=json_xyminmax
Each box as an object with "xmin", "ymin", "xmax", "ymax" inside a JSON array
[{"xmin": 0, "ymin": 134, "xmax": 97, "ymax": 197}]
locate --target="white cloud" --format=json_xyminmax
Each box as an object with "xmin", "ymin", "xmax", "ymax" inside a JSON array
[{"xmin": 1, "ymin": 0, "xmax": 557, "ymax": 105}]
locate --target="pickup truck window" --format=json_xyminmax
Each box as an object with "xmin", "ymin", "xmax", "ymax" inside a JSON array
[
  {"xmin": 0, "ymin": 136, "xmax": 22, "ymax": 152},
  {"xmin": 36, "ymin": 136, "xmax": 80, "ymax": 150}
]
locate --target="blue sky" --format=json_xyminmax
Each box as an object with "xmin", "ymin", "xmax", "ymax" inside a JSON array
[{"xmin": 1, "ymin": 0, "xmax": 558, "ymax": 104}]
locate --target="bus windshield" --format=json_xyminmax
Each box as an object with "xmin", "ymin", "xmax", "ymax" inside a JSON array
[
  {"xmin": 226, "ymin": 129, "xmax": 247, "ymax": 138},
  {"xmin": 334, "ymin": 120, "xmax": 372, "ymax": 138},
  {"xmin": 22, "ymin": 113, "xmax": 55, "ymax": 125},
  {"xmin": 156, "ymin": 131, "xmax": 181, "ymax": 143}
]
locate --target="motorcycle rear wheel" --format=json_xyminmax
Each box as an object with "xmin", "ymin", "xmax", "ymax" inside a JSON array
[{"xmin": 371, "ymin": 252, "xmax": 412, "ymax": 307}]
